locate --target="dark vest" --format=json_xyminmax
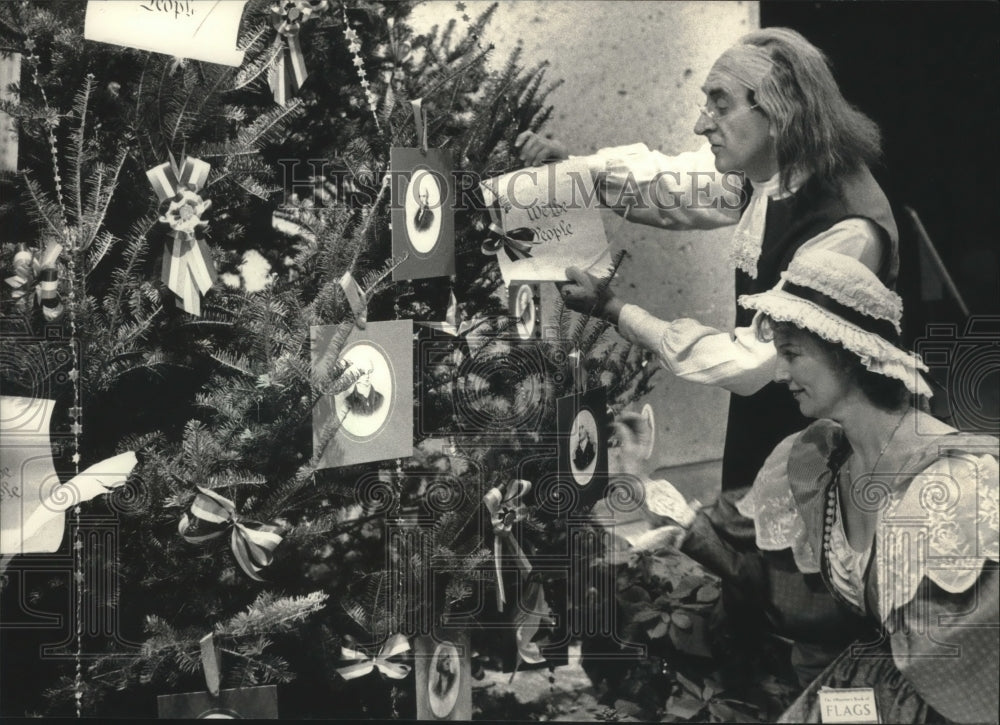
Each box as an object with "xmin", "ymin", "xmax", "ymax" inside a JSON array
[{"xmin": 721, "ymin": 166, "xmax": 898, "ymax": 491}]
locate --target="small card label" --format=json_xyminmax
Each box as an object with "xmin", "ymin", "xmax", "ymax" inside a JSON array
[{"xmin": 818, "ymin": 687, "xmax": 879, "ymax": 723}]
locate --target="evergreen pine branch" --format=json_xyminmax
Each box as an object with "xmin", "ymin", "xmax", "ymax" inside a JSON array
[
  {"xmin": 237, "ymin": 98, "xmax": 304, "ymax": 151},
  {"xmin": 220, "ymin": 591, "xmax": 328, "ymax": 638},
  {"xmin": 208, "ymin": 350, "xmax": 255, "ymax": 377},
  {"xmin": 21, "ymin": 172, "xmax": 64, "ymax": 238},
  {"xmin": 86, "ymin": 229, "xmax": 118, "ymax": 273},
  {"xmin": 359, "ymin": 253, "xmax": 408, "ymax": 295},
  {"xmin": 67, "ymin": 73, "xmax": 95, "ymax": 226},
  {"xmin": 233, "ymin": 32, "xmax": 281, "ymax": 90}
]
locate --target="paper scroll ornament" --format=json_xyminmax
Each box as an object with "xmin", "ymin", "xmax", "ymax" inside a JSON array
[
  {"xmin": 147, "ymin": 154, "xmax": 217, "ymax": 315},
  {"xmin": 84, "ymin": 0, "xmax": 248, "ymax": 67},
  {"xmin": 390, "ymin": 148, "xmax": 455, "ymax": 281},
  {"xmin": 480, "ymin": 158, "xmax": 609, "ymax": 284},
  {"xmin": 0, "ymin": 396, "xmax": 138, "ymax": 554},
  {"xmin": 311, "ymin": 320, "xmax": 413, "ymax": 468}
]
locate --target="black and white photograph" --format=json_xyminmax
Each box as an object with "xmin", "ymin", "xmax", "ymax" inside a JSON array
[
  {"xmin": 557, "ymin": 387, "xmax": 610, "ymax": 497},
  {"xmin": 311, "ymin": 320, "xmax": 413, "ymax": 468},
  {"xmin": 414, "ymin": 634, "xmax": 472, "ymax": 721},
  {"xmin": 390, "ymin": 147, "xmax": 456, "ymax": 280},
  {"xmin": 569, "ymin": 410, "xmax": 597, "ymax": 484},
  {"xmin": 507, "ymin": 281, "xmax": 540, "ymax": 340},
  {"xmin": 1, "ymin": 1, "xmax": 997, "ymax": 722},
  {"xmin": 156, "ymin": 685, "xmax": 279, "ymax": 719},
  {"xmin": 338, "ymin": 345, "xmax": 392, "ymax": 437}
]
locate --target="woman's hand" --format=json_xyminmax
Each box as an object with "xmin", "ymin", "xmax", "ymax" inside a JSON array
[
  {"xmin": 630, "ymin": 524, "xmax": 688, "ymax": 552},
  {"xmin": 515, "ymin": 131, "xmax": 570, "ymax": 166},
  {"xmin": 644, "ymin": 478, "xmax": 698, "ymax": 528},
  {"xmin": 559, "ymin": 266, "xmax": 624, "ymax": 324}
]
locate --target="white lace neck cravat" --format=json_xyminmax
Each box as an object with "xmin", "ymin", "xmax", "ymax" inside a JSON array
[{"xmin": 729, "ymin": 172, "xmax": 801, "ymax": 279}]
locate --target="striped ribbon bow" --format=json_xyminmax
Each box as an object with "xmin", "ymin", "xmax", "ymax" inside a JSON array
[
  {"xmin": 268, "ymin": 0, "xmax": 327, "ymax": 106},
  {"xmin": 147, "ymin": 154, "xmax": 217, "ymax": 316},
  {"xmin": 4, "ymin": 242, "xmax": 64, "ymax": 321},
  {"xmin": 178, "ymin": 486, "xmax": 283, "ymax": 582},
  {"xmin": 336, "ymin": 633, "xmax": 411, "ymax": 681},
  {"xmin": 482, "ymin": 479, "xmax": 534, "ymax": 610}
]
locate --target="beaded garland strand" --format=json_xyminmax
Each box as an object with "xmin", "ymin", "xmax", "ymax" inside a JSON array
[{"xmin": 27, "ymin": 41, "xmax": 88, "ymax": 717}]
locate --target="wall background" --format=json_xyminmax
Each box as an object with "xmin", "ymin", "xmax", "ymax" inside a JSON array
[{"xmin": 410, "ymin": 1, "xmax": 760, "ymax": 482}]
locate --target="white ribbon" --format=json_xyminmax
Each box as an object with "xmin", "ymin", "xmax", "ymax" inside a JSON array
[{"xmin": 337, "ymin": 632, "xmax": 411, "ymax": 680}]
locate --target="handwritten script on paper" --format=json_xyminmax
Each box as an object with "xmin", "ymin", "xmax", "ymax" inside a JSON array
[
  {"xmin": 84, "ymin": 0, "xmax": 248, "ymax": 67},
  {"xmin": 481, "ymin": 158, "xmax": 609, "ymax": 283}
]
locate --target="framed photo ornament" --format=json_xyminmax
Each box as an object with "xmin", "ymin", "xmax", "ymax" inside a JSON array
[
  {"xmin": 156, "ymin": 684, "xmax": 278, "ymax": 718},
  {"xmin": 556, "ymin": 386, "xmax": 610, "ymax": 508},
  {"xmin": 414, "ymin": 632, "xmax": 472, "ymax": 721},
  {"xmin": 311, "ymin": 320, "xmax": 413, "ymax": 468},
  {"xmin": 507, "ymin": 281, "xmax": 541, "ymax": 340},
  {"xmin": 390, "ymin": 148, "xmax": 455, "ymax": 281}
]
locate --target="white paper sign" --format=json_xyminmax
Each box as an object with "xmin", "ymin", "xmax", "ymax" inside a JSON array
[
  {"xmin": 481, "ymin": 158, "xmax": 609, "ymax": 283},
  {"xmin": 1, "ymin": 396, "xmax": 138, "ymax": 554},
  {"xmin": 84, "ymin": 0, "xmax": 248, "ymax": 67},
  {"xmin": 818, "ymin": 687, "xmax": 880, "ymax": 724}
]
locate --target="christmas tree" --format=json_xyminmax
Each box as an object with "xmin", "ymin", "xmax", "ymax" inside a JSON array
[{"xmin": 1, "ymin": 1, "xmax": 661, "ymax": 719}]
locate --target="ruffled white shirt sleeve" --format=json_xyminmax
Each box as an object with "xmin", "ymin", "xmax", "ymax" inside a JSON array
[
  {"xmin": 575, "ymin": 142, "xmax": 742, "ymax": 230},
  {"xmin": 616, "ymin": 218, "xmax": 885, "ymax": 395}
]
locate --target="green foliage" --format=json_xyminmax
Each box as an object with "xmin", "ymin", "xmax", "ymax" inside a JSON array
[{"xmin": 1, "ymin": 1, "xmax": 660, "ymax": 718}]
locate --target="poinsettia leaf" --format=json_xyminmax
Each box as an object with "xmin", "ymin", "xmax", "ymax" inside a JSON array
[
  {"xmin": 671, "ymin": 611, "xmax": 693, "ymax": 630},
  {"xmin": 676, "ymin": 671, "xmax": 702, "ymax": 696},
  {"xmin": 696, "ymin": 583, "xmax": 720, "ymax": 602},
  {"xmin": 647, "ymin": 620, "xmax": 669, "ymax": 639},
  {"xmin": 665, "ymin": 693, "xmax": 705, "ymax": 720},
  {"xmin": 708, "ymin": 698, "xmax": 761, "ymax": 722},
  {"xmin": 633, "ymin": 607, "xmax": 662, "ymax": 623},
  {"xmin": 670, "ymin": 576, "xmax": 702, "ymax": 599},
  {"xmin": 669, "ymin": 619, "xmax": 713, "ymax": 658},
  {"xmin": 653, "ymin": 593, "xmax": 675, "ymax": 608},
  {"xmin": 616, "ymin": 585, "xmax": 652, "ymax": 605}
]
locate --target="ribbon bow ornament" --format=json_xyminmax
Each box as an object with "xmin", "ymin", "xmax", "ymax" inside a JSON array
[
  {"xmin": 481, "ymin": 196, "xmax": 540, "ymax": 263},
  {"xmin": 419, "ymin": 290, "xmax": 488, "ymax": 339},
  {"xmin": 513, "ymin": 579, "xmax": 554, "ymax": 669},
  {"xmin": 268, "ymin": 0, "xmax": 327, "ymax": 106},
  {"xmin": 5, "ymin": 242, "xmax": 64, "ymax": 321},
  {"xmin": 147, "ymin": 154, "xmax": 217, "ymax": 316},
  {"xmin": 483, "ymin": 479, "xmax": 534, "ymax": 610},
  {"xmin": 178, "ymin": 486, "xmax": 283, "ymax": 581},
  {"xmin": 336, "ymin": 632, "xmax": 411, "ymax": 681}
]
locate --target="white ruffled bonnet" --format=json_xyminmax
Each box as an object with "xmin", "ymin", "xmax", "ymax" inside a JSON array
[{"xmin": 739, "ymin": 250, "xmax": 933, "ymax": 398}]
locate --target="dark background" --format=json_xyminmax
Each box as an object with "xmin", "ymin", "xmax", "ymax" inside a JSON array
[
  {"xmin": 763, "ymin": 0, "xmax": 1000, "ymax": 323},
  {"xmin": 762, "ymin": 0, "xmax": 999, "ymax": 429}
]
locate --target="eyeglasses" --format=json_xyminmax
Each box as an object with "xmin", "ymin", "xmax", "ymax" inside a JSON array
[{"xmin": 697, "ymin": 103, "xmax": 760, "ymax": 125}]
